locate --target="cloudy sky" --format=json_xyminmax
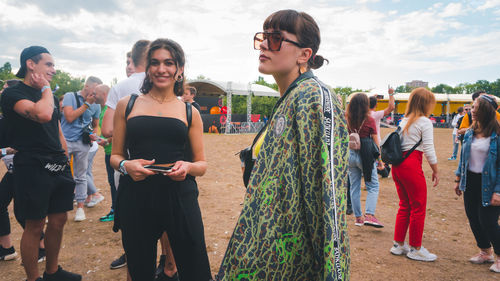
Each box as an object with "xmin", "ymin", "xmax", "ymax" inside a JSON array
[{"xmin": 1, "ymin": 0, "xmax": 500, "ymax": 93}]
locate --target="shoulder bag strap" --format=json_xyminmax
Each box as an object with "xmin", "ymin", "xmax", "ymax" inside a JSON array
[
  {"xmin": 185, "ymin": 102, "xmax": 192, "ymax": 128},
  {"xmin": 73, "ymin": 92, "xmax": 84, "ymax": 124},
  {"xmin": 400, "ymin": 126, "xmax": 422, "ymax": 160},
  {"xmin": 125, "ymin": 94, "xmax": 139, "ymax": 119}
]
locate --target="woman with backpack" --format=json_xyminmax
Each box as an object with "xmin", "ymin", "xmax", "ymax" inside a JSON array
[
  {"xmin": 390, "ymin": 88, "xmax": 439, "ymax": 262},
  {"xmin": 110, "ymin": 38, "xmax": 212, "ymax": 281},
  {"xmin": 346, "ymin": 93, "xmax": 383, "ymax": 228},
  {"xmin": 454, "ymin": 95, "xmax": 500, "ymax": 273}
]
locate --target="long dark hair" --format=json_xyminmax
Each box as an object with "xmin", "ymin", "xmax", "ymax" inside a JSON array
[
  {"xmin": 346, "ymin": 93, "xmax": 370, "ymax": 131},
  {"xmin": 471, "ymin": 97, "xmax": 500, "ymax": 137},
  {"xmin": 140, "ymin": 38, "xmax": 185, "ymax": 96},
  {"xmin": 263, "ymin": 9, "xmax": 328, "ymax": 70}
]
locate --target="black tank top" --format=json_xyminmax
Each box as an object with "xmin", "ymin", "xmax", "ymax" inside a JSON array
[{"xmin": 126, "ymin": 116, "xmax": 188, "ymax": 164}]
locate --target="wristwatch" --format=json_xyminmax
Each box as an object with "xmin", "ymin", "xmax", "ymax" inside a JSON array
[
  {"xmin": 118, "ymin": 160, "xmax": 128, "ymax": 175},
  {"xmin": 84, "ymin": 102, "xmax": 91, "ymax": 108},
  {"xmin": 454, "ymin": 179, "xmax": 460, "ymax": 183},
  {"xmin": 1, "ymin": 148, "xmax": 6, "ymax": 157}
]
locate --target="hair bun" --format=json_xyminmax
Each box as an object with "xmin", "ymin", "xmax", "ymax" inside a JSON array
[{"xmin": 309, "ymin": 54, "xmax": 329, "ymax": 69}]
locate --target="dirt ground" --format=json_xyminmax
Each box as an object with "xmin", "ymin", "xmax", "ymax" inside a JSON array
[{"xmin": 1, "ymin": 128, "xmax": 499, "ymax": 280}]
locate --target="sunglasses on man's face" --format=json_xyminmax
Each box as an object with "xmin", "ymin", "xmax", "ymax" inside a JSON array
[{"xmin": 253, "ymin": 32, "xmax": 303, "ymax": 51}]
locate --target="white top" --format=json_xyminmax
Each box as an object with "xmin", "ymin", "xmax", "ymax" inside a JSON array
[
  {"xmin": 468, "ymin": 136, "xmax": 490, "ymax": 173},
  {"xmin": 451, "ymin": 114, "xmax": 462, "ymax": 135},
  {"xmin": 370, "ymin": 110, "xmax": 385, "ymax": 143},
  {"xmin": 105, "ymin": 72, "xmax": 145, "ymax": 110},
  {"xmin": 399, "ymin": 116, "xmax": 437, "ymax": 164}
]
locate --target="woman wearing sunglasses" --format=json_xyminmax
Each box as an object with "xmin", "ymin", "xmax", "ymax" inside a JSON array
[{"xmin": 217, "ymin": 10, "xmax": 350, "ymax": 280}]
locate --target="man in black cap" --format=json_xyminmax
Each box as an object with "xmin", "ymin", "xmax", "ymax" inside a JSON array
[{"xmin": 0, "ymin": 46, "xmax": 81, "ymax": 281}]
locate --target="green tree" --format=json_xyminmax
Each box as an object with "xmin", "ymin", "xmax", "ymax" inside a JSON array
[
  {"xmin": 0, "ymin": 62, "xmax": 17, "ymax": 88},
  {"xmin": 254, "ymin": 76, "xmax": 278, "ymax": 91},
  {"xmin": 395, "ymin": 85, "xmax": 414, "ymax": 93},
  {"xmin": 431, "ymin": 83, "xmax": 454, "ymax": 94},
  {"xmin": 50, "ymin": 70, "xmax": 84, "ymax": 98}
]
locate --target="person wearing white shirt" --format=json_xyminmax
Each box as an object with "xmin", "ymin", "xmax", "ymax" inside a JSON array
[
  {"xmin": 448, "ymin": 107, "xmax": 464, "ymax": 160},
  {"xmin": 389, "ymin": 88, "xmax": 439, "ymax": 262}
]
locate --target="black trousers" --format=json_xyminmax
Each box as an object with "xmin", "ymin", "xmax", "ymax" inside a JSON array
[
  {"xmin": 116, "ymin": 175, "xmax": 212, "ymax": 281},
  {"xmin": 464, "ymin": 171, "xmax": 500, "ymax": 255},
  {"xmin": 104, "ymin": 154, "xmax": 116, "ymax": 210},
  {"xmin": 0, "ymin": 173, "xmax": 15, "ymax": 236}
]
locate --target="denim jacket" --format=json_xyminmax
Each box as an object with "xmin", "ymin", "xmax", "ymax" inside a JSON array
[{"xmin": 455, "ymin": 129, "xmax": 500, "ymax": 206}]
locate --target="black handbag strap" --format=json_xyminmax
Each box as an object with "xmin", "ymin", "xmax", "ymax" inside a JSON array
[
  {"xmin": 73, "ymin": 92, "xmax": 84, "ymax": 124},
  {"xmin": 186, "ymin": 102, "xmax": 192, "ymax": 128},
  {"xmin": 125, "ymin": 94, "xmax": 139, "ymax": 119},
  {"xmin": 398, "ymin": 126, "xmax": 423, "ymax": 160}
]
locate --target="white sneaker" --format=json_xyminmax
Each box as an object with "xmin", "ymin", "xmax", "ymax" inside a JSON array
[
  {"xmin": 490, "ymin": 258, "xmax": 500, "ymax": 273},
  {"xmin": 86, "ymin": 194, "xmax": 104, "ymax": 208},
  {"xmin": 390, "ymin": 241, "xmax": 410, "ymax": 256},
  {"xmin": 74, "ymin": 208, "xmax": 86, "ymax": 222},
  {"xmin": 406, "ymin": 246, "xmax": 437, "ymax": 262}
]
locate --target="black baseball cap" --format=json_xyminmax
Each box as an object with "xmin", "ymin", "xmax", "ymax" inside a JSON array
[{"xmin": 16, "ymin": 46, "xmax": 50, "ymax": 78}]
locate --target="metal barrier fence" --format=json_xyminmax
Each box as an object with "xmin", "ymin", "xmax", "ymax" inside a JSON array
[{"xmin": 221, "ymin": 122, "xmax": 266, "ymax": 134}]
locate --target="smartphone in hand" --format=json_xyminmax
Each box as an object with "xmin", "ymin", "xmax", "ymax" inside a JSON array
[{"xmin": 144, "ymin": 164, "xmax": 173, "ymax": 173}]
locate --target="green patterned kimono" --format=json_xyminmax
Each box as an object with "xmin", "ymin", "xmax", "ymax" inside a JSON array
[{"xmin": 217, "ymin": 72, "xmax": 350, "ymax": 281}]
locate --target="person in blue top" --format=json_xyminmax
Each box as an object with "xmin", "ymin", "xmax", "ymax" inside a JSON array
[
  {"xmin": 60, "ymin": 77, "xmax": 102, "ymax": 222},
  {"xmin": 454, "ymin": 94, "xmax": 500, "ymax": 273}
]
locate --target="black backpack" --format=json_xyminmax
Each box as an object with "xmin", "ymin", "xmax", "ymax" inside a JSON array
[{"xmin": 381, "ymin": 126, "xmax": 421, "ymax": 165}]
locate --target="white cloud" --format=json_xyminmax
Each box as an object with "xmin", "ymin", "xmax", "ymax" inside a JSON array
[
  {"xmin": 478, "ymin": 0, "xmax": 500, "ymax": 10},
  {"xmin": 0, "ymin": 0, "xmax": 499, "ymax": 91},
  {"xmin": 441, "ymin": 2, "xmax": 465, "ymax": 17}
]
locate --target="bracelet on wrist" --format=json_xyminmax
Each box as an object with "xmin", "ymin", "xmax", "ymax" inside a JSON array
[
  {"xmin": 118, "ymin": 160, "xmax": 128, "ymax": 175},
  {"xmin": 41, "ymin": 85, "xmax": 51, "ymax": 93},
  {"xmin": 83, "ymin": 102, "xmax": 91, "ymax": 108},
  {"xmin": 454, "ymin": 179, "xmax": 460, "ymax": 183},
  {"xmin": 1, "ymin": 148, "xmax": 6, "ymax": 157}
]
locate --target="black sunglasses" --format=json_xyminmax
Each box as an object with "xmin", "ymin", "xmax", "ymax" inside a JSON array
[{"xmin": 254, "ymin": 31, "xmax": 304, "ymax": 51}]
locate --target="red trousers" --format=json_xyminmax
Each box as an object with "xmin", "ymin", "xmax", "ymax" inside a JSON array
[{"xmin": 391, "ymin": 150, "xmax": 427, "ymax": 248}]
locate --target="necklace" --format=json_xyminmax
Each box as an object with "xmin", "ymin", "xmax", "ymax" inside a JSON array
[{"xmin": 149, "ymin": 94, "xmax": 176, "ymax": 104}]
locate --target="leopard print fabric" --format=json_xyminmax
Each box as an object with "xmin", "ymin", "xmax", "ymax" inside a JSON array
[{"xmin": 217, "ymin": 75, "xmax": 350, "ymax": 281}]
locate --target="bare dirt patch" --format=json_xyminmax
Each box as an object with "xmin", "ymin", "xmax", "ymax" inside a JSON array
[{"xmin": 1, "ymin": 129, "xmax": 498, "ymax": 280}]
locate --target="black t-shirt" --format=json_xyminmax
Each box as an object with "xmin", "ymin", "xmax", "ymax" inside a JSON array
[{"xmin": 0, "ymin": 83, "xmax": 64, "ymax": 156}]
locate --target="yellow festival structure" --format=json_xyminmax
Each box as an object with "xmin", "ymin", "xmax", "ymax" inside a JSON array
[{"xmin": 346, "ymin": 92, "xmax": 500, "ymax": 116}]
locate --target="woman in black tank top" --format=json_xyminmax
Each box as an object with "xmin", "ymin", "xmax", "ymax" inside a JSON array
[{"xmin": 110, "ymin": 39, "xmax": 212, "ymax": 281}]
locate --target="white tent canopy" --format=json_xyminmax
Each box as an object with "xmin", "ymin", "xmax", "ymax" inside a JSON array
[
  {"xmin": 188, "ymin": 79, "xmax": 279, "ymax": 97},
  {"xmin": 188, "ymin": 79, "xmax": 279, "ymax": 133}
]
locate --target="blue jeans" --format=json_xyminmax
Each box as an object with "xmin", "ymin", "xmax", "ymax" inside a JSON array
[
  {"xmin": 86, "ymin": 147, "xmax": 98, "ymax": 196},
  {"xmin": 348, "ymin": 150, "xmax": 380, "ymax": 218},
  {"xmin": 451, "ymin": 133, "xmax": 459, "ymax": 158}
]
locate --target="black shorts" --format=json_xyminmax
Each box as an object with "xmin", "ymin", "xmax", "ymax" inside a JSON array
[{"xmin": 13, "ymin": 156, "xmax": 75, "ymax": 221}]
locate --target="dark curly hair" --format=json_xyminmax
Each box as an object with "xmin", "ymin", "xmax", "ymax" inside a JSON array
[{"xmin": 140, "ymin": 38, "xmax": 185, "ymax": 96}]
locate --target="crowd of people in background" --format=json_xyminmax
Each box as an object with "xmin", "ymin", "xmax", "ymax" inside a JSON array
[{"xmin": 0, "ymin": 8, "xmax": 499, "ymax": 281}]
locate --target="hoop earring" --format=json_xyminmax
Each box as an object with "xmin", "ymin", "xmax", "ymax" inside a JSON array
[
  {"xmin": 176, "ymin": 75, "xmax": 183, "ymax": 82},
  {"xmin": 299, "ymin": 65, "xmax": 307, "ymax": 75}
]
